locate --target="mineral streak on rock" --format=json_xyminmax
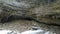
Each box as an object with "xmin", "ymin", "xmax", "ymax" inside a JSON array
[{"xmin": 0, "ymin": 0, "xmax": 60, "ymax": 25}]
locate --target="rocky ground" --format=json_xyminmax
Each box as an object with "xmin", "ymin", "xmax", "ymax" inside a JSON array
[{"xmin": 0, "ymin": 20, "xmax": 60, "ymax": 34}]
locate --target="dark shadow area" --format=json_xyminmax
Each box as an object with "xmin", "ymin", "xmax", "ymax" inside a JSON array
[
  {"xmin": 1, "ymin": 15, "xmax": 34, "ymax": 23},
  {"xmin": 1, "ymin": 15, "xmax": 60, "ymax": 26}
]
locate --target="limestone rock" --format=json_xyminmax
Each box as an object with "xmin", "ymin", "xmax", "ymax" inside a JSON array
[{"xmin": 0, "ymin": 0, "xmax": 60, "ymax": 25}]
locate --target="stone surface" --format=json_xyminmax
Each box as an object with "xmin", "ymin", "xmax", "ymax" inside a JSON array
[
  {"xmin": 0, "ymin": 0, "xmax": 60, "ymax": 25},
  {"xmin": 0, "ymin": 20, "xmax": 59, "ymax": 34}
]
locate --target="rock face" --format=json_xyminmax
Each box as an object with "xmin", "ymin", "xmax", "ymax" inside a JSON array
[{"xmin": 0, "ymin": 0, "xmax": 60, "ymax": 25}]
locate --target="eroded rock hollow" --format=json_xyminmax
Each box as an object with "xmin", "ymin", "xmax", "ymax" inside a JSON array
[{"xmin": 0, "ymin": 0, "xmax": 60, "ymax": 25}]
